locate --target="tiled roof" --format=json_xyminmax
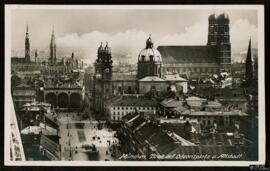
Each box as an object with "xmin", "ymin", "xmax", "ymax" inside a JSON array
[
  {"xmin": 205, "ymin": 101, "xmax": 222, "ymax": 108},
  {"xmin": 139, "ymin": 76, "xmax": 165, "ymax": 82},
  {"xmin": 188, "ymin": 111, "xmax": 248, "ymax": 116},
  {"xmin": 42, "ymin": 134, "xmax": 60, "ymax": 144},
  {"xmin": 110, "ymin": 96, "xmax": 158, "ymax": 107},
  {"xmin": 148, "ymin": 131, "xmax": 177, "ymax": 154},
  {"xmin": 173, "ymin": 105, "xmax": 188, "ymax": 113},
  {"xmin": 121, "ymin": 112, "xmax": 138, "ymax": 122},
  {"xmin": 186, "ymin": 96, "xmax": 207, "ymax": 101},
  {"xmin": 160, "ymin": 99, "xmax": 183, "ymax": 108},
  {"xmin": 129, "ymin": 115, "xmax": 146, "ymax": 130},
  {"xmin": 163, "ymin": 74, "xmax": 187, "ymax": 82},
  {"xmin": 157, "ymin": 45, "xmax": 218, "ymax": 64}
]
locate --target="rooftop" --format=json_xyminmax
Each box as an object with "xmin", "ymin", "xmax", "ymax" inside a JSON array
[
  {"xmin": 157, "ymin": 45, "xmax": 218, "ymax": 64},
  {"xmin": 160, "ymin": 98, "xmax": 183, "ymax": 108},
  {"xmin": 109, "ymin": 96, "xmax": 158, "ymax": 107},
  {"xmin": 42, "ymin": 134, "xmax": 60, "ymax": 144},
  {"xmin": 139, "ymin": 76, "xmax": 165, "ymax": 82},
  {"xmin": 163, "ymin": 74, "xmax": 187, "ymax": 82}
]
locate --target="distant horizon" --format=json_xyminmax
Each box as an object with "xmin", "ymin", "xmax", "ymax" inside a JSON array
[{"xmin": 10, "ymin": 8, "xmax": 258, "ymax": 64}]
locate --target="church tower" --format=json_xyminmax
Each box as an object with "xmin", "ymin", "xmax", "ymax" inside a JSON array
[
  {"xmin": 245, "ymin": 38, "xmax": 253, "ymax": 86},
  {"xmin": 93, "ymin": 42, "xmax": 113, "ymax": 112},
  {"xmin": 207, "ymin": 14, "xmax": 218, "ymax": 46},
  {"xmin": 207, "ymin": 13, "xmax": 231, "ymax": 73},
  {"xmin": 216, "ymin": 13, "xmax": 231, "ymax": 72},
  {"xmin": 50, "ymin": 26, "xmax": 57, "ymax": 65},
  {"xmin": 25, "ymin": 24, "xmax": 31, "ymax": 62}
]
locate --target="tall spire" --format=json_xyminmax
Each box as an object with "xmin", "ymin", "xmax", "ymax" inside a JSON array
[
  {"xmin": 50, "ymin": 25, "xmax": 56, "ymax": 65},
  {"xmin": 26, "ymin": 24, "xmax": 29, "ymax": 34},
  {"xmin": 25, "ymin": 24, "xmax": 30, "ymax": 62},
  {"xmin": 245, "ymin": 37, "xmax": 253, "ymax": 86}
]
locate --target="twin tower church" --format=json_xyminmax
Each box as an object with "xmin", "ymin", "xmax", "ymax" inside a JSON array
[
  {"xmin": 24, "ymin": 24, "xmax": 57, "ymax": 65},
  {"xmin": 93, "ymin": 13, "xmax": 234, "ymax": 111}
]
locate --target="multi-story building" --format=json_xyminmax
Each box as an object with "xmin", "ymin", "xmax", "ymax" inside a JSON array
[
  {"xmin": 12, "ymin": 83, "xmax": 36, "ymax": 111},
  {"xmin": 105, "ymin": 95, "xmax": 158, "ymax": 122},
  {"xmin": 44, "ymin": 83, "xmax": 84, "ymax": 110}
]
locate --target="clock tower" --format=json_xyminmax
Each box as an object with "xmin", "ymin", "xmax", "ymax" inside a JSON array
[{"xmin": 93, "ymin": 42, "xmax": 113, "ymax": 112}]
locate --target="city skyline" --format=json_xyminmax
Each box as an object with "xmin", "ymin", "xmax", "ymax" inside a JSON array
[{"xmin": 10, "ymin": 8, "xmax": 258, "ymax": 64}]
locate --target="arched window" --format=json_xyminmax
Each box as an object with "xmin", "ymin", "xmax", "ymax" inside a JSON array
[
  {"xmin": 141, "ymin": 55, "xmax": 145, "ymax": 61},
  {"xmin": 149, "ymin": 55, "xmax": 154, "ymax": 61}
]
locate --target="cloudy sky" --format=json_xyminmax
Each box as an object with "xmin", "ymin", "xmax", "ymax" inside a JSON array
[{"xmin": 10, "ymin": 8, "xmax": 258, "ymax": 64}]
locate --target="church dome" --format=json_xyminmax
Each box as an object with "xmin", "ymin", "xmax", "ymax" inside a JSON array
[{"xmin": 138, "ymin": 36, "xmax": 162, "ymax": 63}]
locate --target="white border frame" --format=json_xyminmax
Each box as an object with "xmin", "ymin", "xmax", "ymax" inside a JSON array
[{"xmin": 4, "ymin": 5, "xmax": 265, "ymax": 166}]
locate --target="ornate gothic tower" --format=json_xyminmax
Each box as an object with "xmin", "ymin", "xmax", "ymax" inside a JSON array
[
  {"xmin": 137, "ymin": 35, "xmax": 163, "ymax": 79},
  {"xmin": 93, "ymin": 42, "xmax": 113, "ymax": 112},
  {"xmin": 25, "ymin": 24, "xmax": 31, "ymax": 62},
  {"xmin": 245, "ymin": 38, "xmax": 253, "ymax": 86},
  {"xmin": 50, "ymin": 26, "xmax": 57, "ymax": 65},
  {"xmin": 207, "ymin": 13, "xmax": 231, "ymax": 72}
]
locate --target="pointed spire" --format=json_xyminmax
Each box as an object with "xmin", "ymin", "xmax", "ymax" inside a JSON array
[
  {"xmin": 52, "ymin": 25, "xmax": 54, "ymax": 35},
  {"xmin": 245, "ymin": 37, "xmax": 253, "ymax": 86},
  {"xmin": 26, "ymin": 24, "xmax": 29, "ymax": 33}
]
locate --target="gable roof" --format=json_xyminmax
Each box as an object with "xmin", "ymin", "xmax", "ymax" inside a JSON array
[
  {"xmin": 157, "ymin": 45, "xmax": 218, "ymax": 64},
  {"xmin": 139, "ymin": 76, "xmax": 165, "ymax": 82}
]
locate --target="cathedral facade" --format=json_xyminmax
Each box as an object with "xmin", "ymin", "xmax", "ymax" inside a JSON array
[{"xmin": 158, "ymin": 13, "xmax": 232, "ymax": 79}]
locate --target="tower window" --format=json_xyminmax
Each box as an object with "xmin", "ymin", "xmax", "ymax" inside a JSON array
[
  {"xmin": 219, "ymin": 26, "xmax": 224, "ymax": 33},
  {"xmin": 141, "ymin": 55, "xmax": 145, "ymax": 61},
  {"xmin": 149, "ymin": 55, "xmax": 154, "ymax": 61},
  {"xmin": 214, "ymin": 26, "xmax": 218, "ymax": 33},
  {"xmin": 225, "ymin": 26, "xmax": 229, "ymax": 32}
]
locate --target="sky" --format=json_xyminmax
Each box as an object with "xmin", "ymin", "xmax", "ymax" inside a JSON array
[{"xmin": 10, "ymin": 8, "xmax": 258, "ymax": 64}]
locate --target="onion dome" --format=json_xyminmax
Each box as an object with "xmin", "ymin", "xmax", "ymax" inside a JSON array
[
  {"xmin": 218, "ymin": 13, "xmax": 230, "ymax": 22},
  {"xmin": 97, "ymin": 42, "xmax": 104, "ymax": 53},
  {"xmin": 138, "ymin": 35, "xmax": 162, "ymax": 63},
  {"xmin": 208, "ymin": 13, "xmax": 218, "ymax": 22},
  {"xmin": 104, "ymin": 42, "xmax": 111, "ymax": 54}
]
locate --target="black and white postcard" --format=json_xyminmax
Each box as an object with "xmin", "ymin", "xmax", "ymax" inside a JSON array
[{"xmin": 4, "ymin": 5, "xmax": 266, "ymax": 166}]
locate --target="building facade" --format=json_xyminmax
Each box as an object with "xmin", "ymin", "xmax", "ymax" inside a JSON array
[
  {"xmin": 158, "ymin": 13, "xmax": 232, "ymax": 79},
  {"xmin": 92, "ymin": 37, "xmax": 188, "ymax": 114},
  {"xmin": 12, "ymin": 83, "xmax": 36, "ymax": 111},
  {"xmin": 44, "ymin": 84, "xmax": 84, "ymax": 110}
]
